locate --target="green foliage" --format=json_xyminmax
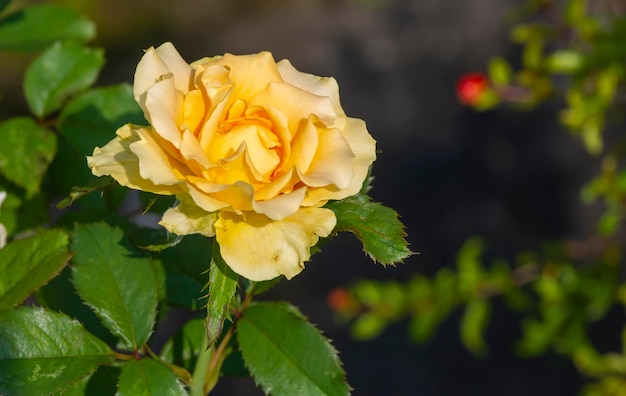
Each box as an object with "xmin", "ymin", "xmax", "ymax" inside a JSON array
[
  {"xmin": 117, "ymin": 359, "xmax": 187, "ymax": 396},
  {"xmin": 0, "ymin": 229, "xmax": 69, "ymax": 311},
  {"xmin": 238, "ymin": 302, "xmax": 350, "ymax": 396},
  {"xmin": 327, "ymin": 194, "xmax": 411, "ymax": 265},
  {"xmin": 0, "ymin": 117, "xmax": 56, "ymax": 197},
  {"xmin": 71, "ymin": 223, "xmax": 158, "ymax": 350},
  {"xmin": 0, "ymin": 1, "xmax": 410, "ymax": 394},
  {"xmin": 0, "ymin": 4, "xmax": 95, "ymax": 51},
  {"xmin": 0, "ymin": 307, "xmax": 114, "ymax": 395},
  {"xmin": 24, "ymin": 41, "xmax": 104, "ymax": 118}
]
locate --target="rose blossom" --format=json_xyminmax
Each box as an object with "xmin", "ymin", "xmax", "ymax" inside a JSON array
[{"xmin": 88, "ymin": 42, "xmax": 376, "ymax": 281}]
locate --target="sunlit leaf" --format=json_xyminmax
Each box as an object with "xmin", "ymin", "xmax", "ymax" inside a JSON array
[
  {"xmin": 0, "ymin": 307, "xmax": 114, "ymax": 395},
  {"xmin": 326, "ymin": 194, "xmax": 410, "ymax": 265},
  {"xmin": 24, "ymin": 41, "xmax": 104, "ymax": 118},
  {"xmin": 238, "ymin": 302, "xmax": 349, "ymax": 396}
]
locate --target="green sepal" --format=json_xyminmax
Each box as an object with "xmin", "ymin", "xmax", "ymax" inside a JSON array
[{"xmin": 206, "ymin": 240, "xmax": 238, "ymax": 345}]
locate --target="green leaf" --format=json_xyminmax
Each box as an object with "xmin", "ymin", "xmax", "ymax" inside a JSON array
[
  {"xmin": 58, "ymin": 84, "xmax": 145, "ymax": 156},
  {"xmin": 117, "ymin": 359, "xmax": 187, "ymax": 396},
  {"xmin": 24, "ymin": 41, "xmax": 104, "ymax": 118},
  {"xmin": 0, "ymin": 4, "xmax": 95, "ymax": 52},
  {"xmin": 56, "ymin": 176, "xmax": 115, "ymax": 209},
  {"xmin": 0, "ymin": 117, "xmax": 56, "ymax": 197},
  {"xmin": 326, "ymin": 194, "xmax": 411, "ymax": 265},
  {"xmin": 0, "ymin": 0, "xmax": 10, "ymax": 14},
  {"xmin": 161, "ymin": 318, "xmax": 205, "ymax": 372},
  {"xmin": 36, "ymin": 267, "xmax": 118, "ymax": 345},
  {"xmin": 0, "ymin": 229, "xmax": 69, "ymax": 311},
  {"xmin": 71, "ymin": 222, "xmax": 158, "ymax": 350},
  {"xmin": 206, "ymin": 241, "xmax": 238, "ymax": 345},
  {"xmin": 238, "ymin": 302, "xmax": 349, "ymax": 396},
  {"xmin": 460, "ymin": 299, "xmax": 491, "ymax": 356},
  {"xmin": 0, "ymin": 307, "xmax": 114, "ymax": 395}
]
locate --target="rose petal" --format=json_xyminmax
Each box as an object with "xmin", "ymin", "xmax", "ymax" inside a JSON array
[
  {"xmin": 252, "ymin": 187, "xmax": 306, "ymax": 221},
  {"xmin": 144, "ymin": 76, "xmax": 184, "ymax": 146},
  {"xmin": 302, "ymin": 117, "xmax": 376, "ymax": 205},
  {"xmin": 297, "ymin": 125, "xmax": 355, "ymax": 189},
  {"xmin": 134, "ymin": 43, "xmax": 192, "ymax": 113},
  {"xmin": 277, "ymin": 59, "xmax": 345, "ymax": 121},
  {"xmin": 213, "ymin": 52, "xmax": 284, "ymax": 101},
  {"xmin": 214, "ymin": 207, "xmax": 336, "ymax": 281},
  {"xmin": 250, "ymin": 82, "xmax": 336, "ymax": 133},
  {"xmin": 159, "ymin": 195, "xmax": 217, "ymax": 237},
  {"xmin": 88, "ymin": 124, "xmax": 183, "ymax": 195},
  {"xmin": 130, "ymin": 127, "xmax": 183, "ymax": 185}
]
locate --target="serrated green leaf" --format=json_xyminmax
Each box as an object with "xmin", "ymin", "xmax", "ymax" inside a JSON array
[
  {"xmin": 0, "ymin": 4, "xmax": 95, "ymax": 51},
  {"xmin": 0, "ymin": 229, "xmax": 69, "ymax": 311},
  {"xmin": 36, "ymin": 266, "xmax": 118, "ymax": 345},
  {"xmin": 206, "ymin": 241, "xmax": 238, "ymax": 345},
  {"xmin": 58, "ymin": 84, "xmax": 144, "ymax": 156},
  {"xmin": 238, "ymin": 302, "xmax": 349, "ymax": 396},
  {"xmin": 84, "ymin": 365, "xmax": 121, "ymax": 396},
  {"xmin": 71, "ymin": 222, "xmax": 158, "ymax": 350},
  {"xmin": 0, "ymin": 117, "xmax": 56, "ymax": 197},
  {"xmin": 24, "ymin": 41, "xmax": 104, "ymax": 118},
  {"xmin": 326, "ymin": 194, "xmax": 410, "ymax": 265},
  {"xmin": 0, "ymin": 307, "xmax": 114, "ymax": 395},
  {"xmin": 117, "ymin": 359, "xmax": 187, "ymax": 396}
]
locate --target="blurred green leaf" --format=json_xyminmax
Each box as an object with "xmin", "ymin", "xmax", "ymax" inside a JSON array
[
  {"xmin": 24, "ymin": 41, "xmax": 104, "ymax": 118},
  {"xmin": 117, "ymin": 359, "xmax": 187, "ymax": 396},
  {"xmin": 161, "ymin": 318, "xmax": 205, "ymax": 373},
  {"xmin": 0, "ymin": 307, "xmax": 114, "ymax": 396},
  {"xmin": 460, "ymin": 299, "xmax": 491, "ymax": 356},
  {"xmin": 0, "ymin": 229, "xmax": 69, "ymax": 311},
  {"xmin": 0, "ymin": 0, "xmax": 10, "ymax": 14},
  {"xmin": 545, "ymin": 50, "xmax": 585, "ymax": 74},
  {"xmin": 350, "ymin": 312, "xmax": 388, "ymax": 340},
  {"xmin": 71, "ymin": 222, "xmax": 158, "ymax": 350},
  {"xmin": 327, "ymin": 194, "xmax": 410, "ymax": 265},
  {"xmin": 206, "ymin": 241, "xmax": 238, "ymax": 345},
  {"xmin": 0, "ymin": 4, "xmax": 95, "ymax": 51},
  {"xmin": 488, "ymin": 57, "xmax": 512, "ymax": 85},
  {"xmin": 238, "ymin": 302, "xmax": 349, "ymax": 396},
  {"xmin": 0, "ymin": 117, "xmax": 56, "ymax": 197}
]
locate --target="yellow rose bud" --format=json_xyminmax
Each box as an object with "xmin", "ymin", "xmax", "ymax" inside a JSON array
[{"xmin": 88, "ymin": 42, "xmax": 376, "ymax": 281}]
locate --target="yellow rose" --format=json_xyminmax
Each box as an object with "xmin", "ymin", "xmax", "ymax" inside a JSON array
[{"xmin": 88, "ymin": 42, "xmax": 376, "ymax": 281}]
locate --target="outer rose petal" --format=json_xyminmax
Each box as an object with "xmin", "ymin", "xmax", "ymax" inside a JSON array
[
  {"xmin": 302, "ymin": 117, "xmax": 376, "ymax": 205},
  {"xmin": 88, "ymin": 124, "xmax": 183, "ymax": 195},
  {"xmin": 159, "ymin": 195, "xmax": 217, "ymax": 237},
  {"xmin": 214, "ymin": 207, "xmax": 336, "ymax": 281}
]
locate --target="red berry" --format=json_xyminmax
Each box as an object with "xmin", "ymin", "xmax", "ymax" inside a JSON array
[
  {"xmin": 456, "ymin": 73, "xmax": 489, "ymax": 105},
  {"xmin": 327, "ymin": 288, "xmax": 352, "ymax": 312}
]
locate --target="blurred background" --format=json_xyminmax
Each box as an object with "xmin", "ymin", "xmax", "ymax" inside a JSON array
[{"xmin": 1, "ymin": 0, "xmax": 604, "ymax": 394}]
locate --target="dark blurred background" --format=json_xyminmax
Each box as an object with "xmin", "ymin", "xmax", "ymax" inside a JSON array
[{"xmin": 1, "ymin": 0, "xmax": 604, "ymax": 394}]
